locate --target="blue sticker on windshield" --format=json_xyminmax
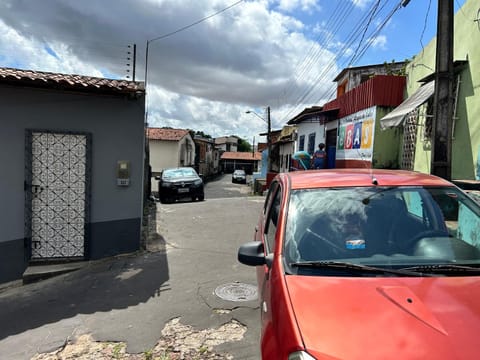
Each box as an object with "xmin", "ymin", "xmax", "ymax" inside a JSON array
[{"xmin": 345, "ymin": 239, "xmax": 366, "ymax": 249}]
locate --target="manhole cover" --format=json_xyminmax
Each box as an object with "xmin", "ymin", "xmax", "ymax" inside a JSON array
[{"xmin": 214, "ymin": 282, "xmax": 258, "ymax": 302}]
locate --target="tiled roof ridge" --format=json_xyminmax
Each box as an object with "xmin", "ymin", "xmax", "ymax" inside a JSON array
[
  {"xmin": 147, "ymin": 127, "xmax": 190, "ymax": 141},
  {"xmin": 0, "ymin": 66, "xmax": 144, "ymax": 93}
]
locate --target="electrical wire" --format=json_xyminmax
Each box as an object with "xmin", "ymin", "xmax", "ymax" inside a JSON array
[
  {"xmin": 147, "ymin": 0, "xmax": 244, "ymax": 43},
  {"xmin": 420, "ymin": 0, "xmax": 433, "ymax": 54},
  {"xmin": 312, "ymin": 0, "xmax": 404, "ymax": 105},
  {"xmin": 280, "ymin": 1, "xmax": 354, "ymax": 104},
  {"xmin": 286, "ymin": 1, "xmax": 387, "ymax": 114},
  {"xmin": 280, "ymin": 0, "xmax": 408, "ymax": 123},
  {"xmin": 281, "ymin": 0, "xmax": 400, "ymax": 123},
  {"xmin": 347, "ymin": 0, "xmax": 381, "ymax": 67}
]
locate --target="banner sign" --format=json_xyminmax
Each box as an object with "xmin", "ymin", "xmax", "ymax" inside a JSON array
[{"xmin": 337, "ymin": 106, "xmax": 376, "ymax": 161}]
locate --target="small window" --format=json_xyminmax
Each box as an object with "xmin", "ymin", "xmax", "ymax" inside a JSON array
[
  {"xmin": 307, "ymin": 133, "xmax": 316, "ymax": 155},
  {"xmin": 299, "ymin": 135, "xmax": 305, "ymax": 151}
]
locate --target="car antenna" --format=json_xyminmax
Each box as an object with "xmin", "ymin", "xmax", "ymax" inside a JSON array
[{"xmin": 356, "ymin": 149, "xmax": 378, "ymax": 185}]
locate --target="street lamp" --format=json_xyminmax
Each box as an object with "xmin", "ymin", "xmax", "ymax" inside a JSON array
[
  {"xmin": 246, "ymin": 107, "xmax": 272, "ymax": 172},
  {"xmin": 245, "ymin": 110, "xmax": 264, "ymax": 121}
]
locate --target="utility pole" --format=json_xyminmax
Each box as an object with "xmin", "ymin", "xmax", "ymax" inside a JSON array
[
  {"xmin": 431, "ymin": 0, "xmax": 454, "ymax": 180},
  {"xmin": 267, "ymin": 106, "xmax": 272, "ymax": 172}
]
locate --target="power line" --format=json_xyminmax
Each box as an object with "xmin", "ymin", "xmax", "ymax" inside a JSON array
[
  {"xmin": 420, "ymin": 0, "xmax": 433, "ymax": 53},
  {"xmin": 313, "ymin": 0, "xmax": 404, "ymax": 105},
  {"xmin": 281, "ymin": 1, "xmax": 356, "ymax": 104},
  {"xmin": 281, "ymin": 0, "xmax": 396, "ymax": 122},
  {"xmin": 147, "ymin": 0, "xmax": 244, "ymax": 43},
  {"xmin": 280, "ymin": 0, "xmax": 406, "ymax": 123}
]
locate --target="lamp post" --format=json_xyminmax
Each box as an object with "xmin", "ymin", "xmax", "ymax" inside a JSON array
[
  {"xmin": 142, "ymin": 36, "xmax": 165, "ymax": 202},
  {"xmin": 246, "ymin": 106, "xmax": 271, "ymax": 172}
]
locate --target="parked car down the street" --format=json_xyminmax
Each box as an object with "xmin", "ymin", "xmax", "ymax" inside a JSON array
[
  {"xmin": 238, "ymin": 169, "xmax": 480, "ymax": 360},
  {"xmin": 156, "ymin": 167, "xmax": 204, "ymax": 204},
  {"xmin": 232, "ymin": 169, "xmax": 247, "ymax": 184}
]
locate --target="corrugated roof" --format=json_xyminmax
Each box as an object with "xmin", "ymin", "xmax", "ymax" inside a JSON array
[
  {"xmin": 323, "ymin": 75, "xmax": 406, "ymax": 118},
  {"xmin": 0, "ymin": 67, "xmax": 144, "ymax": 95},
  {"xmin": 221, "ymin": 152, "xmax": 262, "ymax": 161},
  {"xmin": 147, "ymin": 128, "xmax": 190, "ymax": 141}
]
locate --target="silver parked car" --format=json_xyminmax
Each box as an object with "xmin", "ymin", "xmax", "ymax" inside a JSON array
[{"xmin": 232, "ymin": 169, "xmax": 247, "ymax": 184}]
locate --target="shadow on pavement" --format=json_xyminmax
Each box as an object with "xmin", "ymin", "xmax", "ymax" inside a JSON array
[{"xmin": 0, "ymin": 214, "xmax": 170, "ymax": 340}]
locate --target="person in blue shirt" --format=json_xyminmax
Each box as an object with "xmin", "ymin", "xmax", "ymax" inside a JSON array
[{"xmin": 312, "ymin": 143, "xmax": 327, "ymax": 169}]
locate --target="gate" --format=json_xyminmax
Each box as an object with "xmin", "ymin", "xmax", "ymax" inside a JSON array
[
  {"xmin": 401, "ymin": 110, "xmax": 418, "ymax": 171},
  {"xmin": 25, "ymin": 131, "xmax": 91, "ymax": 260}
]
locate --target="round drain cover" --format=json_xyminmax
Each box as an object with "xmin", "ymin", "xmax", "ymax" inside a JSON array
[{"xmin": 214, "ymin": 282, "xmax": 258, "ymax": 302}]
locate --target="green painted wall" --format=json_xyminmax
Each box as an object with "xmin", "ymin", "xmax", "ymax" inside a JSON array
[
  {"xmin": 406, "ymin": 0, "xmax": 480, "ymax": 180},
  {"xmin": 373, "ymin": 106, "xmax": 402, "ymax": 168}
]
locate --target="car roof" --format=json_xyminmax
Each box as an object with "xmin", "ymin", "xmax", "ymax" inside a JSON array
[
  {"xmin": 280, "ymin": 169, "xmax": 454, "ymax": 190},
  {"xmin": 163, "ymin": 167, "xmax": 195, "ymax": 171}
]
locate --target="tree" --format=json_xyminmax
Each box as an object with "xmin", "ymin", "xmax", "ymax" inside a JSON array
[
  {"xmin": 189, "ymin": 130, "xmax": 212, "ymax": 139},
  {"xmin": 237, "ymin": 138, "xmax": 252, "ymax": 152}
]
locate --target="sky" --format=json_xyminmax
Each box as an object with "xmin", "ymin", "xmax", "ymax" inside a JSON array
[{"xmin": 0, "ymin": 0, "xmax": 468, "ymax": 144}]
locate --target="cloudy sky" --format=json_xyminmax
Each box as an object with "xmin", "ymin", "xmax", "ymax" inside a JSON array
[{"xmin": 0, "ymin": 0, "xmax": 467, "ymax": 143}]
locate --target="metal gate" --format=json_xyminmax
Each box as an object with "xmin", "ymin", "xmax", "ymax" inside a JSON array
[
  {"xmin": 401, "ymin": 110, "xmax": 418, "ymax": 170},
  {"xmin": 25, "ymin": 131, "xmax": 90, "ymax": 260}
]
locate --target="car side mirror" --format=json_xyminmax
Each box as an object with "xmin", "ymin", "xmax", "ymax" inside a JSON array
[
  {"xmin": 155, "ymin": 176, "xmax": 161, "ymax": 180},
  {"xmin": 238, "ymin": 241, "xmax": 266, "ymax": 266}
]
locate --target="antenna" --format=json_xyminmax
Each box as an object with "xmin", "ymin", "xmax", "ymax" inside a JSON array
[{"xmin": 356, "ymin": 149, "xmax": 378, "ymax": 185}]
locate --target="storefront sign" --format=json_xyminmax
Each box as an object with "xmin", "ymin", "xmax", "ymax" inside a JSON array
[{"xmin": 337, "ymin": 106, "xmax": 376, "ymax": 161}]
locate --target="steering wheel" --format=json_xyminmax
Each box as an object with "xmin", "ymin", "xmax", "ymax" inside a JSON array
[{"xmin": 298, "ymin": 227, "xmax": 346, "ymax": 261}]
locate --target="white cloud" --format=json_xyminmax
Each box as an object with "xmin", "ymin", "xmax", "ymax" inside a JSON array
[
  {"xmin": 351, "ymin": 0, "xmax": 372, "ymax": 9},
  {"xmin": 369, "ymin": 34, "xmax": 387, "ymax": 50},
  {"xmin": 0, "ymin": 0, "xmax": 337, "ymax": 141},
  {"xmin": 276, "ymin": 0, "xmax": 321, "ymax": 13}
]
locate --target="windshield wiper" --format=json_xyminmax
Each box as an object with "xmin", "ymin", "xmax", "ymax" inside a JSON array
[
  {"xmin": 290, "ymin": 261, "xmax": 428, "ymax": 277},
  {"xmin": 401, "ymin": 264, "xmax": 480, "ymax": 274}
]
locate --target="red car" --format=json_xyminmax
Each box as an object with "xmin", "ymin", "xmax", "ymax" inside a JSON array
[{"xmin": 238, "ymin": 169, "xmax": 480, "ymax": 360}]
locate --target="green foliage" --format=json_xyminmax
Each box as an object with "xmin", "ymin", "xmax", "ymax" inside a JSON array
[
  {"xmin": 112, "ymin": 343, "xmax": 123, "ymax": 359},
  {"xmin": 237, "ymin": 138, "xmax": 252, "ymax": 152},
  {"xmin": 383, "ymin": 59, "xmax": 410, "ymax": 76},
  {"xmin": 189, "ymin": 129, "xmax": 212, "ymax": 139},
  {"xmin": 144, "ymin": 349, "xmax": 153, "ymax": 360}
]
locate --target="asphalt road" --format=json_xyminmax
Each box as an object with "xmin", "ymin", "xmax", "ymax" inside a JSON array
[{"xmin": 0, "ymin": 174, "xmax": 264, "ymax": 359}]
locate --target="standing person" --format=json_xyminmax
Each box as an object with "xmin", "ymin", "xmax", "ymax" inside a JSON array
[{"xmin": 312, "ymin": 143, "xmax": 327, "ymax": 169}]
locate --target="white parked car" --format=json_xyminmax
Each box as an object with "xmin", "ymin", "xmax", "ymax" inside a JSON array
[{"xmin": 232, "ymin": 169, "xmax": 247, "ymax": 184}]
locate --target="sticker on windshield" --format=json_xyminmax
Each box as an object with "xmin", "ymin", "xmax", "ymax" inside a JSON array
[{"xmin": 345, "ymin": 239, "xmax": 366, "ymax": 250}]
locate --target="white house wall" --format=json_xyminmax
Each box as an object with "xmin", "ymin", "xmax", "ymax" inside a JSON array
[
  {"xmin": 295, "ymin": 122, "xmax": 326, "ymax": 153},
  {"xmin": 150, "ymin": 140, "xmax": 179, "ymax": 172},
  {"xmin": 279, "ymin": 142, "xmax": 296, "ymax": 172}
]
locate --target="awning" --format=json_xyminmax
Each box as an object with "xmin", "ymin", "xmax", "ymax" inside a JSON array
[{"xmin": 380, "ymin": 81, "xmax": 435, "ymax": 129}]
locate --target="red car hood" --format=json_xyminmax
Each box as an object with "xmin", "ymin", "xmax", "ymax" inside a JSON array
[{"xmin": 286, "ymin": 275, "xmax": 480, "ymax": 360}]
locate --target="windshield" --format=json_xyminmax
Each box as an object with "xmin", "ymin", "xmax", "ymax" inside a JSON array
[
  {"xmin": 163, "ymin": 168, "xmax": 198, "ymax": 179},
  {"xmin": 283, "ymin": 186, "xmax": 480, "ymax": 275}
]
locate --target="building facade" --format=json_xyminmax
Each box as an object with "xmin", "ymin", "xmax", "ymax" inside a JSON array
[{"xmin": 0, "ymin": 67, "xmax": 146, "ymax": 285}]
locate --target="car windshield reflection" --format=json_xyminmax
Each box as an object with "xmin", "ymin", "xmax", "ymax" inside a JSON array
[
  {"xmin": 163, "ymin": 168, "xmax": 198, "ymax": 179},
  {"xmin": 284, "ymin": 186, "xmax": 480, "ymax": 274}
]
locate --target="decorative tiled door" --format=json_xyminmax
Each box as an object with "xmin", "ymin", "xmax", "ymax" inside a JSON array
[{"xmin": 26, "ymin": 131, "xmax": 90, "ymax": 260}]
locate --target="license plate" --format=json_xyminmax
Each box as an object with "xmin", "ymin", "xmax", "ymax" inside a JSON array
[{"xmin": 178, "ymin": 188, "xmax": 189, "ymax": 193}]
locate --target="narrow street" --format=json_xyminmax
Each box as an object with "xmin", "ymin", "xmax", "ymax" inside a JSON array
[{"xmin": 0, "ymin": 174, "xmax": 264, "ymax": 359}]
